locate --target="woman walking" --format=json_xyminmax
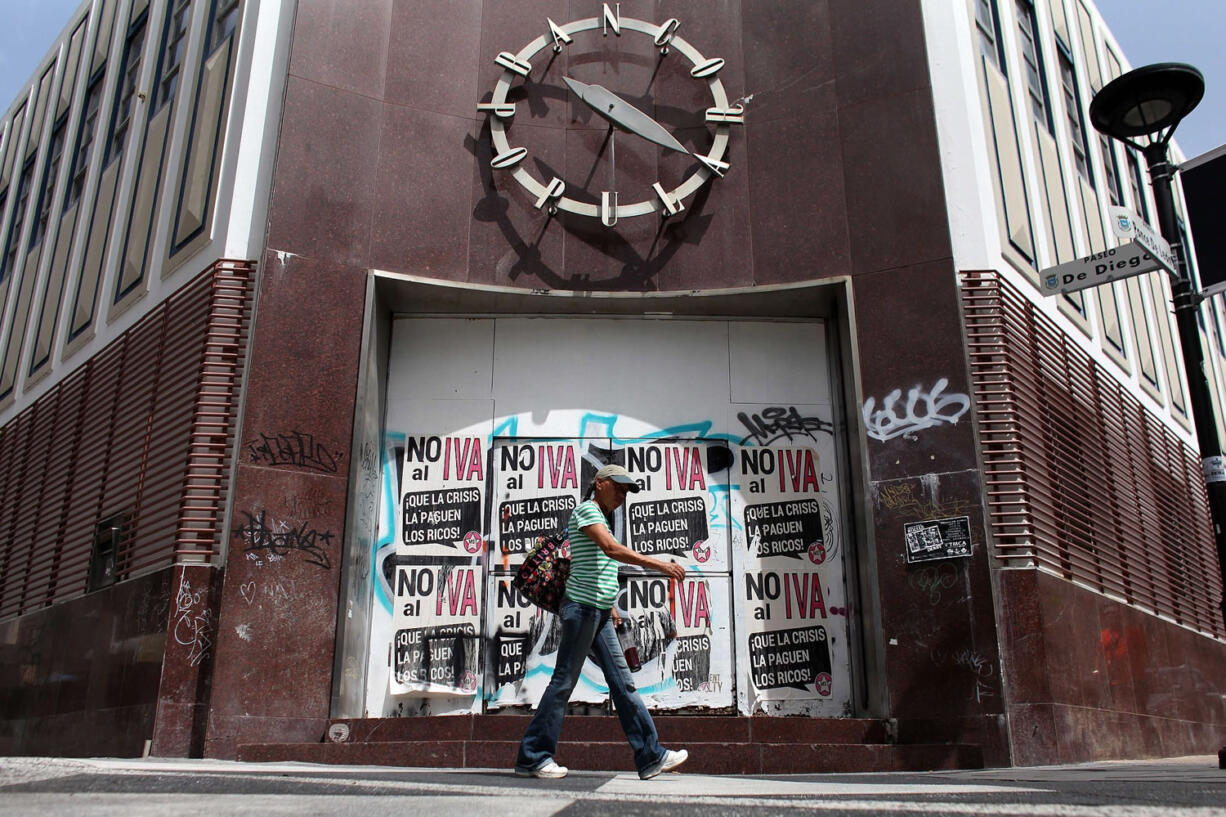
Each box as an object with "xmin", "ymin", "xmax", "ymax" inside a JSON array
[{"xmin": 515, "ymin": 464, "xmax": 690, "ymax": 780}]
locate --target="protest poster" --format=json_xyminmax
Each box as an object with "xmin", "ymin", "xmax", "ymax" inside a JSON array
[
  {"xmin": 483, "ymin": 575, "xmax": 605, "ymax": 707},
  {"xmin": 489, "ymin": 439, "xmax": 583, "ymax": 570},
  {"xmin": 740, "ymin": 569, "xmax": 836, "ymax": 704},
  {"xmin": 390, "ymin": 562, "xmax": 484, "ymax": 695},
  {"xmin": 622, "ymin": 441, "xmax": 731, "ymax": 571},
  {"xmin": 616, "ymin": 575, "xmax": 734, "ymax": 710},
  {"xmin": 399, "ymin": 435, "xmax": 487, "ymax": 558}
]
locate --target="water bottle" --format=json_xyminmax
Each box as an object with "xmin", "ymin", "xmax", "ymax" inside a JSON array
[{"xmin": 615, "ymin": 619, "xmax": 641, "ymax": 672}]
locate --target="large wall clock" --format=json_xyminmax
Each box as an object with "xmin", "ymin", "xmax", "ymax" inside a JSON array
[{"xmin": 477, "ymin": 5, "xmax": 742, "ymax": 227}]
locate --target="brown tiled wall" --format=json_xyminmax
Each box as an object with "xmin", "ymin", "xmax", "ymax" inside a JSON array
[
  {"xmin": 0, "ymin": 568, "xmax": 171, "ymax": 756},
  {"xmin": 998, "ymin": 569, "xmax": 1226, "ymax": 764}
]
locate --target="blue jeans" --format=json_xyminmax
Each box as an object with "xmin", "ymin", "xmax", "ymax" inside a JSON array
[{"xmin": 516, "ymin": 599, "xmax": 666, "ymax": 774}]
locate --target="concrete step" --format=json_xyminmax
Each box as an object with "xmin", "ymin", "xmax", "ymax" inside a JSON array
[
  {"xmin": 238, "ymin": 738, "xmax": 983, "ymax": 774},
  {"xmin": 323, "ymin": 714, "xmax": 893, "ymax": 745},
  {"xmin": 235, "ymin": 715, "xmax": 984, "ymax": 773}
]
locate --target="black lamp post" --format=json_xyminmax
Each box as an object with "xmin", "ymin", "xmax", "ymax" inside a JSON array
[
  {"xmin": 1092, "ymin": 64, "xmax": 1225, "ymax": 769},
  {"xmin": 1090, "ymin": 64, "xmax": 1226, "ymax": 632}
]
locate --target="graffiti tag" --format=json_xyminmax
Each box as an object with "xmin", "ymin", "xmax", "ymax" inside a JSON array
[
  {"xmin": 246, "ymin": 430, "xmax": 341, "ymax": 473},
  {"xmin": 233, "ymin": 509, "xmax": 334, "ymax": 569},
  {"xmin": 172, "ymin": 573, "xmax": 213, "ymax": 667},
  {"xmin": 738, "ymin": 406, "xmax": 833, "ymax": 446},
  {"xmin": 907, "ymin": 561, "xmax": 960, "ymax": 606},
  {"xmin": 862, "ymin": 378, "xmax": 969, "ymax": 442}
]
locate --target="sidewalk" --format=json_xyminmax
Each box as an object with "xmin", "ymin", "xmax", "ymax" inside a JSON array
[
  {"xmin": 1, "ymin": 753, "xmax": 1223, "ymax": 817},
  {"xmin": 2, "ymin": 752, "xmax": 1224, "ymax": 785}
]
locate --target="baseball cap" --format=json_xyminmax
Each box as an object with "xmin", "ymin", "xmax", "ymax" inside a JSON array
[{"xmin": 595, "ymin": 464, "xmax": 641, "ymax": 492}]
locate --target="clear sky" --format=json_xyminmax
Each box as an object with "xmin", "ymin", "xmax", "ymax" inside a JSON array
[
  {"xmin": 1095, "ymin": 0, "xmax": 1224, "ymax": 160},
  {"xmin": 0, "ymin": 0, "xmax": 85, "ymax": 108},
  {"xmin": 0, "ymin": 0, "xmax": 1222, "ymax": 157}
]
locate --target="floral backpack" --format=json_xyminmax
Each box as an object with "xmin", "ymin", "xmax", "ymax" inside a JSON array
[{"xmin": 512, "ymin": 529, "xmax": 570, "ymax": 612}]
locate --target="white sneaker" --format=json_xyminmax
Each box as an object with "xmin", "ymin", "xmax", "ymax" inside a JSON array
[
  {"xmin": 640, "ymin": 748, "xmax": 688, "ymax": 779},
  {"xmin": 515, "ymin": 759, "xmax": 568, "ymax": 779}
]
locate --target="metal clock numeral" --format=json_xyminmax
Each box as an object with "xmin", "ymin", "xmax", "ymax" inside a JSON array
[
  {"xmin": 653, "ymin": 183, "xmax": 684, "ymax": 216},
  {"xmin": 535, "ymin": 178, "xmax": 566, "ymax": 212},
  {"xmin": 493, "ymin": 52, "xmax": 532, "ymax": 77},
  {"xmin": 601, "ymin": 192, "xmax": 619, "ymax": 227},
  {"xmin": 490, "ymin": 146, "xmax": 527, "ymax": 169},
  {"xmin": 547, "ymin": 18, "xmax": 573, "ymax": 52},
  {"xmin": 602, "ymin": 3, "xmax": 620, "ymax": 36}
]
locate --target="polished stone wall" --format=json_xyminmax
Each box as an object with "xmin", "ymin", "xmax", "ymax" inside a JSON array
[
  {"xmin": 999, "ymin": 569, "xmax": 1226, "ymax": 763},
  {"xmin": 0, "ymin": 569, "xmax": 171, "ymax": 756},
  {"xmin": 204, "ymin": 0, "xmax": 985, "ymax": 764}
]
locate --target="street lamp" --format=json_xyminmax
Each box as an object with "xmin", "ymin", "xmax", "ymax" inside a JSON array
[{"xmin": 1090, "ymin": 65, "xmax": 1226, "ymax": 634}]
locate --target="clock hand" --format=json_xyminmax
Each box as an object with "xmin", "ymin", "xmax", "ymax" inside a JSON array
[{"xmin": 562, "ymin": 76, "xmax": 690, "ymax": 155}]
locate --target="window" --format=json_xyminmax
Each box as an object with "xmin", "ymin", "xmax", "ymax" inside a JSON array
[
  {"xmin": 104, "ymin": 14, "xmax": 148, "ymax": 167},
  {"xmin": 1129, "ymin": 278, "xmax": 1160, "ymax": 388},
  {"xmin": 1057, "ymin": 49, "xmax": 1092, "ymax": 183},
  {"xmin": 207, "ymin": 0, "xmax": 240, "ymax": 55},
  {"xmin": 1015, "ymin": 0, "xmax": 1053, "ymax": 132},
  {"xmin": 88, "ymin": 513, "xmax": 130, "ymax": 592},
  {"xmin": 1099, "ymin": 135, "xmax": 1122, "ymax": 206},
  {"xmin": 31, "ymin": 117, "xmax": 67, "ymax": 248},
  {"xmin": 64, "ymin": 72, "xmax": 104, "ymax": 212},
  {"xmin": 0, "ymin": 159, "xmax": 34, "ymax": 282},
  {"xmin": 157, "ymin": 0, "xmax": 192, "ymax": 109},
  {"xmin": 975, "ymin": 0, "xmax": 1007, "ymax": 71},
  {"xmin": 1100, "ymin": 282, "xmax": 1127, "ymax": 354},
  {"xmin": 1126, "ymin": 148, "xmax": 1149, "ymax": 221},
  {"xmin": 1213, "ymin": 301, "xmax": 1226, "ymax": 359}
]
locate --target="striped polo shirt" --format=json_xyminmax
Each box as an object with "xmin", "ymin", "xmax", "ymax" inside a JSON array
[{"xmin": 564, "ymin": 500, "xmax": 619, "ymax": 609}]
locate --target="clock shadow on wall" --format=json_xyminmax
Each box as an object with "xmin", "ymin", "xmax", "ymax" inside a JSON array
[
  {"xmin": 469, "ymin": 17, "xmax": 736, "ymax": 291},
  {"xmin": 468, "ymin": 117, "xmax": 716, "ymax": 292}
]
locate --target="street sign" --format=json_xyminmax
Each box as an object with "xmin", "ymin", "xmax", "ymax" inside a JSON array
[
  {"xmin": 1180, "ymin": 144, "xmax": 1226, "ymax": 297},
  {"xmin": 1039, "ymin": 242, "xmax": 1163, "ymax": 296},
  {"xmin": 1109, "ymin": 206, "xmax": 1178, "ymax": 278}
]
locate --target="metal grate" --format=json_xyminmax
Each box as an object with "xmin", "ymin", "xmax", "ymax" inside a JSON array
[
  {"xmin": 961, "ymin": 270, "xmax": 1224, "ymax": 638},
  {"xmin": 0, "ymin": 260, "xmax": 254, "ymax": 619}
]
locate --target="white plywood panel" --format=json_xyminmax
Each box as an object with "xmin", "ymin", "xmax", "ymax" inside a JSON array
[
  {"xmin": 729, "ymin": 322, "xmax": 829, "ymax": 405},
  {"xmin": 484, "ymin": 576, "xmax": 605, "ymax": 707},
  {"xmin": 492, "ymin": 318, "xmax": 732, "ymax": 435},
  {"xmin": 388, "ymin": 318, "xmax": 494, "ymax": 406},
  {"xmin": 385, "ymin": 398, "xmax": 492, "ymax": 437},
  {"xmin": 726, "ymin": 402, "xmax": 852, "ymax": 716},
  {"xmin": 484, "ymin": 573, "xmax": 735, "ymax": 711}
]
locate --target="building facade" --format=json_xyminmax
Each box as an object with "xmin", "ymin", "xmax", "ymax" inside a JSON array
[{"xmin": 0, "ymin": 0, "xmax": 1222, "ymax": 769}]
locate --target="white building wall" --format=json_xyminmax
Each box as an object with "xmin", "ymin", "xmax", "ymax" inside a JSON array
[
  {"xmin": 0, "ymin": 0, "xmax": 292, "ymax": 426},
  {"xmin": 924, "ymin": 0, "xmax": 1220, "ymax": 450}
]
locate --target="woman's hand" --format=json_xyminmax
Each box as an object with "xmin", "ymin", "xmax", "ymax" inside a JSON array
[{"xmin": 658, "ymin": 560, "xmax": 685, "ymax": 582}]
